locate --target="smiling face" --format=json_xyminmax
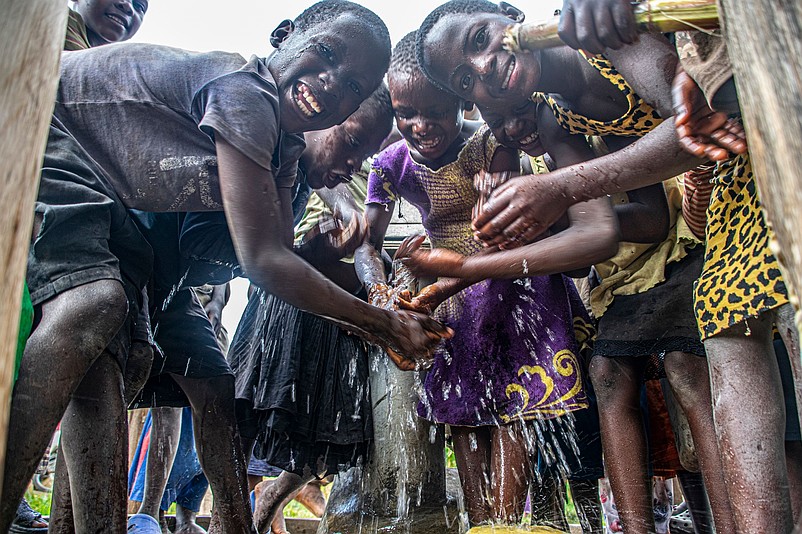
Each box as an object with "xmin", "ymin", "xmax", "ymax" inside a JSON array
[
  {"xmin": 73, "ymin": 0, "xmax": 147, "ymax": 46},
  {"xmin": 481, "ymin": 98, "xmax": 545, "ymax": 156},
  {"xmin": 270, "ymin": 13, "xmax": 388, "ymax": 135},
  {"xmin": 421, "ymin": 12, "xmax": 541, "ymax": 107},
  {"xmin": 302, "ymin": 111, "xmax": 390, "ymax": 189},
  {"xmin": 388, "ymin": 73, "xmax": 464, "ymax": 166}
]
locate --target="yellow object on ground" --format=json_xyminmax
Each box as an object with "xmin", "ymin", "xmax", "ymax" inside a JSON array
[{"xmin": 467, "ymin": 526, "xmax": 567, "ymax": 534}]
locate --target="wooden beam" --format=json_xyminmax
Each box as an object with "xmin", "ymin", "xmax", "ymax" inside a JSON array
[
  {"xmin": 717, "ymin": 0, "xmax": 802, "ymax": 332},
  {"xmin": 0, "ymin": 0, "xmax": 67, "ymax": 500}
]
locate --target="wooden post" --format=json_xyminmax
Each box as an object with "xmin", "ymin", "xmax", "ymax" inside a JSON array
[
  {"xmin": 0, "ymin": 0, "xmax": 67, "ymax": 500},
  {"xmin": 717, "ymin": 0, "xmax": 802, "ymax": 328}
]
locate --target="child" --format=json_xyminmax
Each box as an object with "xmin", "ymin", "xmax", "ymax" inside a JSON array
[
  {"xmin": 65, "ymin": 0, "xmax": 147, "ymax": 50},
  {"xmin": 229, "ymin": 83, "xmax": 394, "ymax": 534},
  {"xmin": 355, "ymin": 31, "xmax": 618, "ymax": 526},
  {"xmin": 10, "ymin": 2, "xmax": 149, "ymax": 532},
  {"xmin": 4, "ymin": 3, "xmax": 448, "ymax": 532}
]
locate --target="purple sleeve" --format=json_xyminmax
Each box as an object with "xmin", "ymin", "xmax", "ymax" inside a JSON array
[{"xmin": 366, "ymin": 141, "xmax": 406, "ymax": 205}]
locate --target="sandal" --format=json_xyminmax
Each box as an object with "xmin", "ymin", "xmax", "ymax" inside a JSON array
[{"xmin": 9, "ymin": 498, "xmax": 48, "ymax": 533}]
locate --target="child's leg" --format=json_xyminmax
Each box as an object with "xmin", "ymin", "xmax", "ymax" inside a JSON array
[
  {"xmin": 703, "ymin": 313, "xmax": 793, "ymax": 533},
  {"xmin": 0, "ymin": 280, "xmax": 128, "ymax": 532},
  {"xmin": 490, "ymin": 423, "xmax": 531, "ymax": 523},
  {"xmin": 137, "ymin": 407, "xmax": 182, "ymax": 519},
  {"xmin": 254, "ymin": 473, "xmax": 315, "ymax": 534},
  {"xmin": 588, "ymin": 355, "xmax": 653, "ymax": 534},
  {"xmin": 569, "ymin": 479, "xmax": 603, "ymax": 534},
  {"xmin": 295, "ymin": 480, "xmax": 328, "ymax": 517},
  {"xmin": 663, "ymin": 351, "xmax": 736, "ymax": 531},
  {"xmin": 48, "ymin": 448, "xmax": 75, "ymax": 534},
  {"xmin": 529, "ymin": 473, "xmax": 569, "ymax": 530},
  {"xmin": 173, "ymin": 374, "xmax": 256, "ymax": 534},
  {"xmin": 175, "ymin": 503, "xmax": 205, "ymax": 534},
  {"xmin": 675, "ymin": 470, "xmax": 714, "ymax": 534},
  {"xmin": 786, "ymin": 441, "xmax": 802, "ymax": 521},
  {"xmin": 451, "ymin": 425, "xmax": 493, "ymax": 524},
  {"xmin": 60, "ymin": 350, "xmax": 129, "ymax": 532}
]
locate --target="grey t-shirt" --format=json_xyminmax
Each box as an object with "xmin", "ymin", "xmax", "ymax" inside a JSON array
[{"xmin": 55, "ymin": 42, "xmax": 305, "ymax": 212}]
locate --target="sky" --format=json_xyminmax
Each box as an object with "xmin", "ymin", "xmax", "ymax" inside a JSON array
[{"xmin": 128, "ymin": 0, "xmax": 561, "ymax": 335}]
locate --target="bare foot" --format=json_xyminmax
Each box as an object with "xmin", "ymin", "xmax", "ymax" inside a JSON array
[
  {"xmin": 294, "ymin": 483, "xmax": 327, "ymax": 517},
  {"xmin": 271, "ymin": 513, "xmax": 289, "ymax": 534}
]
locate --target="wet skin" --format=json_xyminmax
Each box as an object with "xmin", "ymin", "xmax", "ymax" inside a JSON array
[
  {"xmin": 268, "ymin": 13, "xmax": 387, "ymax": 135},
  {"xmin": 301, "ymin": 110, "xmax": 390, "ymax": 190},
  {"xmin": 557, "ymin": 0, "xmax": 639, "ymax": 55},
  {"xmin": 387, "ymin": 72, "xmax": 467, "ymax": 170},
  {"xmin": 73, "ymin": 0, "xmax": 148, "ymax": 46},
  {"xmin": 421, "ymin": 12, "xmax": 543, "ymax": 107},
  {"xmin": 480, "ymin": 98, "xmax": 546, "ymax": 157}
]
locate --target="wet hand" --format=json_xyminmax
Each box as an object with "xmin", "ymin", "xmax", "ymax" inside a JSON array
[
  {"xmin": 558, "ymin": 0, "xmax": 639, "ymax": 55},
  {"xmin": 673, "ymin": 67, "xmax": 747, "ymax": 161},
  {"xmin": 472, "ymin": 174, "xmax": 569, "ymax": 248},
  {"xmin": 398, "ymin": 283, "xmax": 448, "ymax": 315},
  {"xmin": 368, "ymin": 282, "xmax": 394, "ymax": 309},
  {"xmin": 381, "ymin": 309, "xmax": 453, "ymax": 371},
  {"xmin": 400, "ymin": 248, "xmax": 467, "ymax": 279}
]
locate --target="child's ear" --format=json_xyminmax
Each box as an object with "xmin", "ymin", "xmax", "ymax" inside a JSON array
[
  {"xmin": 498, "ymin": 2, "xmax": 525, "ymax": 23},
  {"xmin": 269, "ymin": 19, "xmax": 295, "ymax": 48},
  {"xmin": 463, "ymin": 101, "xmax": 475, "ymax": 112}
]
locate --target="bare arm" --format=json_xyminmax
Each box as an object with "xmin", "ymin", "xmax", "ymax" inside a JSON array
[
  {"xmin": 354, "ymin": 202, "xmax": 394, "ymax": 299},
  {"xmin": 601, "ymin": 135, "xmax": 670, "ymax": 244},
  {"xmin": 203, "ymin": 283, "xmax": 230, "ymax": 336},
  {"xmin": 474, "ymin": 35, "xmax": 702, "ymax": 246},
  {"xmin": 215, "ymin": 137, "xmax": 449, "ymax": 364},
  {"xmin": 405, "ymin": 132, "xmax": 620, "ymax": 280}
]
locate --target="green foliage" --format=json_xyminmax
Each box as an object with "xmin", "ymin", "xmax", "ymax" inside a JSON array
[{"xmin": 25, "ymin": 489, "xmax": 51, "ymax": 517}]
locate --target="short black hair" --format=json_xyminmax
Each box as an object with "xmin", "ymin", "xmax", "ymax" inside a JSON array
[
  {"xmin": 294, "ymin": 1, "xmax": 391, "ymax": 65},
  {"xmin": 389, "ymin": 31, "xmax": 420, "ymax": 79},
  {"xmin": 357, "ymin": 82, "xmax": 394, "ymax": 145},
  {"xmin": 416, "ymin": 0, "xmax": 502, "ymax": 88}
]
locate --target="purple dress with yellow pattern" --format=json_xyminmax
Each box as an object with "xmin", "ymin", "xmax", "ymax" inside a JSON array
[{"xmin": 367, "ymin": 128, "xmax": 589, "ymax": 427}]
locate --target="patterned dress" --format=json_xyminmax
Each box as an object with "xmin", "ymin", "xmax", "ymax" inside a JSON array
[
  {"xmin": 367, "ymin": 128, "xmax": 589, "ymax": 427},
  {"xmin": 541, "ymin": 52, "xmax": 787, "ymax": 339}
]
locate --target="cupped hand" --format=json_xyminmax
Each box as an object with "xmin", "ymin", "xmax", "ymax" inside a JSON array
[
  {"xmin": 558, "ymin": 0, "xmax": 638, "ymax": 55},
  {"xmin": 381, "ymin": 309, "xmax": 453, "ymax": 371},
  {"xmin": 472, "ymin": 174, "xmax": 569, "ymax": 248},
  {"xmin": 673, "ymin": 67, "xmax": 747, "ymax": 161}
]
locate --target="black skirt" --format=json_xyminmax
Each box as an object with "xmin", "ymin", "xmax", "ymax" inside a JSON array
[
  {"xmin": 593, "ymin": 246, "xmax": 706, "ymax": 359},
  {"xmin": 228, "ymin": 290, "xmax": 372, "ymax": 477}
]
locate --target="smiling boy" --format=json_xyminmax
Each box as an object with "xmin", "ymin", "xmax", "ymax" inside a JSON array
[{"xmin": 3, "ymin": 3, "xmax": 448, "ymax": 532}]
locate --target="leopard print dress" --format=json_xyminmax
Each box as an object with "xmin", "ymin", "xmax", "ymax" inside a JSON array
[{"xmin": 693, "ymin": 154, "xmax": 787, "ymax": 338}]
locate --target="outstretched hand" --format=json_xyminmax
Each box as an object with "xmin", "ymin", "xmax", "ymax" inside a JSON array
[
  {"xmin": 472, "ymin": 174, "xmax": 569, "ymax": 248},
  {"xmin": 558, "ymin": 0, "xmax": 639, "ymax": 55},
  {"xmin": 673, "ymin": 67, "xmax": 747, "ymax": 161},
  {"xmin": 398, "ymin": 283, "xmax": 449, "ymax": 315}
]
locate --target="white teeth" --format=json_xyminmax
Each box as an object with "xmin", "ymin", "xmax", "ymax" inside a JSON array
[
  {"xmin": 501, "ymin": 59, "xmax": 515, "ymax": 90},
  {"xmin": 520, "ymin": 133, "xmax": 539, "ymax": 145},
  {"xmin": 418, "ymin": 138, "xmax": 440, "ymax": 149},
  {"xmin": 296, "ymin": 83, "xmax": 323, "ymax": 117},
  {"xmin": 107, "ymin": 14, "xmax": 125, "ymax": 27}
]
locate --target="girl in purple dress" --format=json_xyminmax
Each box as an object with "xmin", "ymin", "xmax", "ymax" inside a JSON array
[{"xmin": 354, "ymin": 32, "xmax": 619, "ymax": 526}]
